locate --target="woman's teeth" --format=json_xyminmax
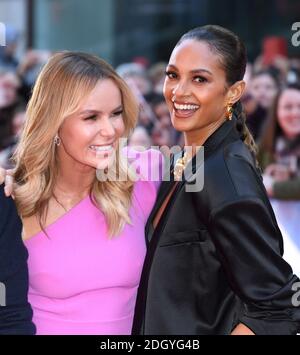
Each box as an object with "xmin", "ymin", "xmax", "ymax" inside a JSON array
[
  {"xmin": 89, "ymin": 145, "xmax": 113, "ymax": 152},
  {"xmin": 174, "ymin": 102, "xmax": 199, "ymax": 110}
]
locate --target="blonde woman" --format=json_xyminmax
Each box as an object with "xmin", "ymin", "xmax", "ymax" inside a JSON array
[{"xmin": 0, "ymin": 52, "xmax": 162, "ymax": 335}]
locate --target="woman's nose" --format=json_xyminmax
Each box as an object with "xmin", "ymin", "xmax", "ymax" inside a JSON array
[
  {"xmin": 99, "ymin": 117, "xmax": 115, "ymax": 138},
  {"xmin": 172, "ymin": 81, "xmax": 191, "ymax": 98}
]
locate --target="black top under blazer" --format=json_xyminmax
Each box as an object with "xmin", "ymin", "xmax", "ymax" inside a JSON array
[
  {"xmin": 132, "ymin": 116, "xmax": 300, "ymax": 335},
  {"xmin": 0, "ymin": 185, "xmax": 35, "ymax": 334}
]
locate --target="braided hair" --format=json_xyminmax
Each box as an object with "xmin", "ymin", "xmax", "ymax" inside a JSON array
[
  {"xmin": 177, "ymin": 25, "xmax": 257, "ymax": 156},
  {"xmin": 234, "ymin": 101, "xmax": 257, "ymax": 155}
]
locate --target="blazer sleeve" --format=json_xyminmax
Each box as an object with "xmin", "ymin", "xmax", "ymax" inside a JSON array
[
  {"xmin": 208, "ymin": 196, "xmax": 300, "ymax": 335},
  {"xmin": 0, "ymin": 186, "xmax": 36, "ymax": 335}
]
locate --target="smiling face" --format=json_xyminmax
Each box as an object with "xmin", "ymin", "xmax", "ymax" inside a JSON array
[
  {"xmin": 163, "ymin": 39, "xmax": 244, "ymax": 145},
  {"xmin": 57, "ymin": 78, "xmax": 125, "ymax": 171},
  {"xmin": 277, "ymin": 88, "xmax": 300, "ymax": 140},
  {"xmin": 250, "ymin": 74, "xmax": 278, "ymax": 109}
]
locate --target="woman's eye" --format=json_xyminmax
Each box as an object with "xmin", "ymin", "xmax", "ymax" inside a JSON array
[
  {"xmin": 194, "ymin": 76, "xmax": 207, "ymax": 83},
  {"xmin": 85, "ymin": 115, "xmax": 97, "ymax": 121},
  {"xmin": 112, "ymin": 110, "xmax": 123, "ymax": 117},
  {"xmin": 165, "ymin": 71, "xmax": 177, "ymax": 79}
]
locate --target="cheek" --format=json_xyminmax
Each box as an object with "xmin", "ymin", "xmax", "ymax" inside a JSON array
[
  {"xmin": 163, "ymin": 80, "xmax": 172, "ymax": 99},
  {"xmin": 163, "ymin": 83, "xmax": 174, "ymax": 113},
  {"xmin": 61, "ymin": 121, "xmax": 95, "ymax": 148},
  {"xmin": 199, "ymin": 89, "xmax": 225, "ymax": 109},
  {"xmin": 114, "ymin": 118, "xmax": 126, "ymax": 136},
  {"xmin": 266, "ymin": 87, "xmax": 276, "ymax": 97},
  {"xmin": 277, "ymin": 110, "xmax": 289, "ymax": 129}
]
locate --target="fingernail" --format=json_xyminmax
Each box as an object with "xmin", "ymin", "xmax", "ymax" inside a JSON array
[{"xmin": 4, "ymin": 187, "xmax": 11, "ymax": 197}]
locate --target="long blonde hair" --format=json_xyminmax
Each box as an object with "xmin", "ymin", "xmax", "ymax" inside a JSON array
[{"xmin": 13, "ymin": 51, "xmax": 139, "ymax": 237}]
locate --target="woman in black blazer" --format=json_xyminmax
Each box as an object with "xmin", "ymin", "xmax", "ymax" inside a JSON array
[
  {"xmin": 0, "ymin": 183, "xmax": 35, "ymax": 334},
  {"xmin": 132, "ymin": 25, "xmax": 300, "ymax": 335}
]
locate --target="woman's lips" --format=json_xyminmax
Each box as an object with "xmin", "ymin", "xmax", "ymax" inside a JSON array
[
  {"xmin": 172, "ymin": 101, "xmax": 200, "ymax": 118},
  {"xmin": 173, "ymin": 107, "xmax": 199, "ymax": 118}
]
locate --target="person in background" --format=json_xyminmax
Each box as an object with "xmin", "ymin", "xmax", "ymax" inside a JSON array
[
  {"xmin": 0, "ymin": 71, "xmax": 21, "ymax": 150},
  {"xmin": 0, "ymin": 103, "xmax": 26, "ymax": 169},
  {"xmin": 249, "ymin": 70, "xmax": 280, "ymax": 110},
  {"xmin": 241, "ymin": 92, "xmax": 267, "ymax": 141},
  {"xmin": 245, "ymin": 70, "xmax": 280, "ymax": 141},
  {"xmin": 259, "ymin": 83, "xmax": 300, "ymax": 276},
  {"xmin": 259, "ymin": 83, "xmax": 300, "ymax": 200},
  {"xmin": 149, "ymin": 93, "xmax": 180, "ymax": 146},
  {"xmin": 17, "ymin": 50, "xmax": 52, "ymax": 103},
  {"xmin": 116, "ymin": 62, "xmax": 152, "ymax": 97},
  {"xmin": 0, "ymin": 25, "xmax": 19, "ymax": 72},
  {"xmin": 129, "ymin": 126, "xmax": 152, "ymax": 150},
  {"xmin": 148, "ymin": 62, "xmax": 168, "ymax": 95}
]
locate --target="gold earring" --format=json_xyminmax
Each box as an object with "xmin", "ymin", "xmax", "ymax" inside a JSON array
[{"xmin": 225, "ymin": 103, "xmax": 233, "ymax": 121}]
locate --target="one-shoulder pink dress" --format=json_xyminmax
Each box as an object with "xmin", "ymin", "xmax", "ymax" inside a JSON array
[{"xmin": 24, "ymin": 149, "xmax": 163, "ymax": 335}]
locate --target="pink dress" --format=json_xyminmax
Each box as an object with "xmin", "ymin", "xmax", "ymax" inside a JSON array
[{"xmin": 24, "ymin": 149, "xmax": 163, "ymax": 335}]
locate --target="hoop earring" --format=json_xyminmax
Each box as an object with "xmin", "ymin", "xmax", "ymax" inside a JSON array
[
  {"xmin": 54, "ymin": 134, "xmax": 61, "ymax": 146},
  {"xmin": 225, "ymin": 103, "xmax": 233, "ymax": 121}
]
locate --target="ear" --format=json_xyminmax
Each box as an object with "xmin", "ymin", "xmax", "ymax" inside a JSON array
[{"xmin": 225, "ymin": 80, "xmax": 246, "ymax": 105}]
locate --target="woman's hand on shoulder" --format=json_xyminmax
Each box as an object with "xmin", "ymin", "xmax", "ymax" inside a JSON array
[
  {"xmin": 0, "ymin": 167, "xmax": 15, "ymax": 197},
  {"xmin": 0, "ymin": 167, "xmax": 5, "ymax": 185}
]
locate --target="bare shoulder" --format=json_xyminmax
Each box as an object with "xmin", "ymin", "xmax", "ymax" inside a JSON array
[{"xmin": 21, "ymin": 198, "xmax": 66, "ymax": 241}]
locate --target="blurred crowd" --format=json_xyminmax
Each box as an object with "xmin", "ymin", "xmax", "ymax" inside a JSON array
[{"xmin": 1, "ymin": 27, "xmax": 300, "ymax": 209}]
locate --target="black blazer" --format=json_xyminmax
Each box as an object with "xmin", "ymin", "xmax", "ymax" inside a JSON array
[
  {"xmin": 0, "ymin": 185, "xmax": 36, "ymax": 334},
  {"xmin": 132, "ymin": 118, "xmax": 300, "ymax": 335}
]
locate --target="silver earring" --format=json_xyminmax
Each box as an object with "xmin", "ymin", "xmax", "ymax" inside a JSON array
[{"xmin": 54, "ymin": 135, "xmax": 61, "ymax": 146}]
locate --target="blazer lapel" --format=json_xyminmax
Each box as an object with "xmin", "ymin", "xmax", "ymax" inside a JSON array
[
  {"xmin": 145, "ymin": 150, "xmax": 182, "ymax": 241},
  {"xmin": 145, "ymin": 118, "xmax": 240, "ymax": 244}
]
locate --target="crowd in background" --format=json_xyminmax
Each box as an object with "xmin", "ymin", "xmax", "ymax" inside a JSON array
[{"xmin": 0, "ymin": 26, "xmax": 300, "ymax": 271}]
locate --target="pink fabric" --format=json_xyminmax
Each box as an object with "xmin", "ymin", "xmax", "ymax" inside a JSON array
[{"xmin": 24, "ymin": 149, "xmax": 163, "ymax": 335}]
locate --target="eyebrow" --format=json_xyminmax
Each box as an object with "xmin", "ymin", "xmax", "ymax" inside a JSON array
[
  {"xmin": 167, "ymin": 64, "xmax": 213, "ymax": 76},
  {"xmin": 79, "ymin": 105, "xmax": 123, "ymax": 116}
]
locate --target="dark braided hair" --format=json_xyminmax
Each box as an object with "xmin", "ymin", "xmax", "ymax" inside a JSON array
[{"xmin": 176, "ymin": 25, "xmax": 257, "ymax": 156}]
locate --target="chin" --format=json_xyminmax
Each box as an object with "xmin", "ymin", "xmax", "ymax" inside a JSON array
[
  {"xmin": 172, "ymin": 118, "xmax": 194, "ymax": 133},
  {"xmin": 96, "ymin": 156, "xmax": 116, "ymax": 171}
]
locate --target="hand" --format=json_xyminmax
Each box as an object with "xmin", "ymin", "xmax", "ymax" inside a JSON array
[
  {"xmin": 231, "ymin": 323, "xmax": 255, "ymax": 335},
  {"xmin": 262, "ymin": 173, "xmax": 274, "ymax": 197},
  {"xmin": 264, "ymin": 163, "xmax": 291, "ymax": 182},
  {"xmin": 0, "ymin": 168, "xmax": 15, "ymax": 197}
]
